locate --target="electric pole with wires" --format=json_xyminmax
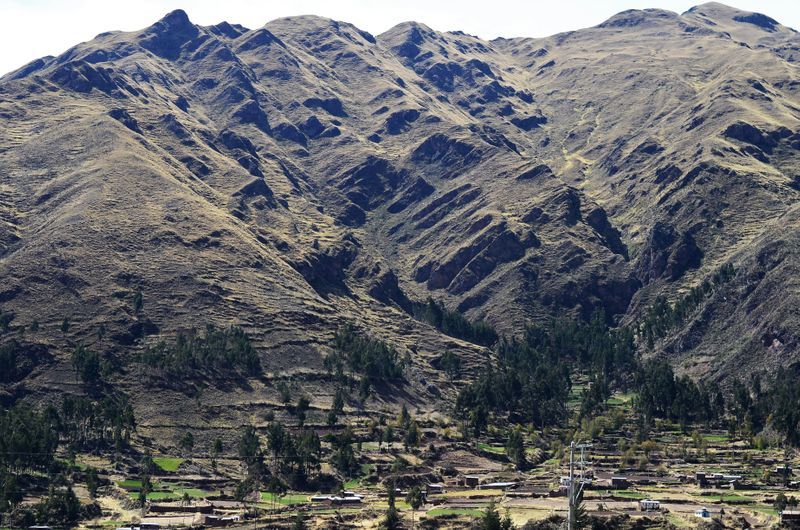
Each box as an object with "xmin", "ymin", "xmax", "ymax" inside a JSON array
[{"xmin": 566, "ymin": 441, "xmax": 592, "ymax": 530}]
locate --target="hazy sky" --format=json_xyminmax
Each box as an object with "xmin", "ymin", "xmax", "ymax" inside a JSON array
[{"xmin": 2, "ymin": 0, "xmax": 799, "ymax": 75}]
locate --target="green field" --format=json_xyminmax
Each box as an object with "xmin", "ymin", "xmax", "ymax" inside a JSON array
[
  {"xmin": 606, "ymin": 392, "xmax": 637, "ymax": 406},
  {"xmin": 703, "ymin": 434, "xmax": 731, "ymax": 443},
  {"xmin": 117, "ymin": 479, "xmax": 143, "ymax": 489},
  {"xmin": 695, "ymin": 492, "xmax": 753, "ymax": 503},
  {"xmin": 153, "ymin": 457, "xmax": 184, "ymax": 472},
  {"xmin": 260, "ymin": 492, "xmax": 309, "ymax": 505},
  {"xmin": 478, "ymin": 442, "xmax": 506, "ymax": 454}
]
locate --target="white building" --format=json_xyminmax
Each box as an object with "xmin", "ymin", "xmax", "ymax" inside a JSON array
[{"xmin": 639, "ymin": 499, "xmax": 660, "ymax": 511}]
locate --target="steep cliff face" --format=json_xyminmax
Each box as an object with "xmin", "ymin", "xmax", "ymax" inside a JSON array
[{"xmin": 1, "ymin": 2, "xmax": 799, "ymax": 427}]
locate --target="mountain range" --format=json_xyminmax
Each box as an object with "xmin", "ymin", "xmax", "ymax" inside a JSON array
[{"xmin": 1, "ymin": 2, "xmax": 799, "ymax": 438}]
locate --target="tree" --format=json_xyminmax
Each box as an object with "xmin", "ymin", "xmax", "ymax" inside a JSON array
[
  {"xmin": 0, "ymin": 311, "xmax": 14, "ymax": 333},
  {"xmin": 60, "ymin": 318, "xmax": 71, "ymax": 337},
  {"xmin": 211, "ymin": 437, "xmax": 223, "ymax": 470},
  {"xmin": 86, "ymin": 467, "xmax": 99, "ymax": 498},
  {"xmin": 775, "ymin": 492, "xmax": 788, "ymax": 513},
  {"xmin": 327, "ymin": 409, "xmax": 338, "ymax": 427},
  {"xmin": 381, "ymin": 481, "xmax": 400, "ymax": 530},
  {"xmin": 330, "ymin": 427, "xmax": 359, "ymax": 477},
  {"xmin": 471, "ymin": 404, "xmax": 488, "ymax": 438},
  {"xmin": 139, "ymin": 452, "xmax": 154, "ymax": 514},
  {"xmin": 36, "ymin": 486, "xmax": 81, "ymax": 527},
  {"xmin": 266, "ymin": 421, "xmax": 289, "ymax": 468},
  {"xmin": 296, "ymin": 430, "xmax": 322, "ymax": 480},
  {"xmin": 239, "ymin": 425, "xmax": 262, "ymax": 465},
  {"xmin": 71, "ymin": 345, "xmax": 102, "ymax": 388},
  {"xmin": 328, "ymin": 387, "xmax": 345, "ymax": 426},
  {"xmin": 1, "ymin": 472, "xmax": 22, "ymax": 511},
  {"xmin": 97, "ymin": 323, "xmax": 106, "ymax": 347},
  {"xmin": 399, "ymin": 403, "xmax": 411, "ymax": 429},
  {"xmin": 506, "ymin": 426, "xmax": 527, "ymax": 470},
  {"xmin": 179, "ymin": 431, "xmax": 195, "ymax": 454},
  {"xmin": 266, "ymin": 476, "xmax": 286, "ymax": 516},
  {"xmin": 234, "ymin": 477, "xmax": 258, "ymax": 520},
  {"xmin": 277, "ymin": 381, "xmax": 291, "ymax": 404},
  {"xmin": 133, "ymin": 291, "xmax": 144, "ymax": 314},
  {"xmin": 406, "ymin": 485, "xmax": 424, "ymax": 529},
  {"xmin": 404, "ymin": 422, "xmax": 420, "ymax": 450},
  {"xmin": 295, "ymin": 396, "xmax": 311, "ymax": 427},
  {"xmin": 292, "ymin": 511, "xmax": 308, "ymax": 530},
  {"xmin": 479, "ymin": 500, "xmax": 514, "ymax": 530},
  {"xmin": 440, "ymin": 350, "xmax": 462, "ymax": 381}
]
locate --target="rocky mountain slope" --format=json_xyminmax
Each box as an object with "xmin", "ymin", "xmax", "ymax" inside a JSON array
[{"xmin": 1, "ymin": 2, "xmax": 799, "ymax": 436}]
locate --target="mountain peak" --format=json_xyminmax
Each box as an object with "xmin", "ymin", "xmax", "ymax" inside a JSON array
[
  {"xmin": 158, "ymin": 9, "xmax": 192, "ymax": 28},
  {"xmin": 598, "ymin": 8, "xmax": 678, "ymax": 29},
  {"xmin": 685, "ymin": 2, "xmax": 786, "ymax": 33},
  {"xmin": 139, "ymin": 9, "xmax": 200, "ymax": 59}
]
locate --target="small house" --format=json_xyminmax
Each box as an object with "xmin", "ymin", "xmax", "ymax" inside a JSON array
[
  {"xmin": 331, "ymin": 496, "xmax": 363, "ymax": 505},
  {"xmin": 463, "ymin": 475, "xmax": 481, "ymax": 488},
  {"xmin": 610, "ymin": 476, "xmax": 629, "ymax": 489},
  {"xmin": 311, "ymin": 495, "xmax": 332, "ymax": 502},
  {"xmin": 343, "ymin": 491, "xmax": 363, "ymax": 499},
  {"xmin": 639, "ymin": 499, "xmax": 660, "ymax": 511},
  {"xmin": 781, "ymin": 510, "xmax": 800, "ymax": 524},
  {"xmin": 479, "ymin": 481, "xmax": 517, "ymax": 490},
  {"xmin": 426, "ymin": 483, "xmax": 445, "ymax": 495},
  {"xmin": 695, "ymin": 507, "xmax": 711, "ymax": 518}
]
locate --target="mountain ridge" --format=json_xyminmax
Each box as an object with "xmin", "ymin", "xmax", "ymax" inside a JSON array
[{"xmin": 1, "ymin": 3, "xmax": 799, "ymax": 437}]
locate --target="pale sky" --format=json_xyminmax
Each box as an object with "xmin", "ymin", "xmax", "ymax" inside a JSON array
[{"xmin": 2, "ymin": 0, "xmax": 799, "ymax": 76}]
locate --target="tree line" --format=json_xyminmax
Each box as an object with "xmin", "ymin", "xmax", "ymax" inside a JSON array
[{"xmin": 413, "ymin": 297, "xmax": 498, "ymax": 347}]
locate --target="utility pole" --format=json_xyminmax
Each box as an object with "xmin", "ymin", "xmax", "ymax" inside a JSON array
[{"xmin": 567, "ymin": 441, "xmax": 592, "ymax": 530}]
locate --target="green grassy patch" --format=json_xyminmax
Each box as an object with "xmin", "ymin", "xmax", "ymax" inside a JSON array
[
  {"xmin": 117, "ymin": 479, "xmax": 143, "ymax": 489},
  {"xmin": 703, "ymin": 434, "xmax": 730, "ymax": 443},
  {"xmin": 173, "ymin": 488, "xmax": 213, "ymax": 498},
  {"xmin": 260, "ymin": 492, "xmax": 308, "ymax": 505},
  {"xmin": 129, "ymin": 491, "xmax": 180, "ymax": 501},
  {"xmin": 607, "ymin": 392, "xmax": 637, "ymax": 406},
  {"xmin": 751, "ymin": 506, "xmax": 778, "ymax": 516},
  {"xmin": 478, "ymin": 442, "xmax": 506, "ymax": 454},
  {"xmin": 344, "ymin": 477, "xmax": 361, "ymax": 489},
  {"xmin": 696, "ymin": 492, "xmax": 753, "ymax": 503},
  {"xmin": 153, "ymin": 457, "xmax": 184, "ymax": 472},
  {"xmin": 123, "ymin": 481, "xmax": 211, "ymax": 501}
]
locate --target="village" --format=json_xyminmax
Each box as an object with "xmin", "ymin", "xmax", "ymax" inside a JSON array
[{"xmin": 57, "ymin": 388, "xmax": 800, "ymax": 530}]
